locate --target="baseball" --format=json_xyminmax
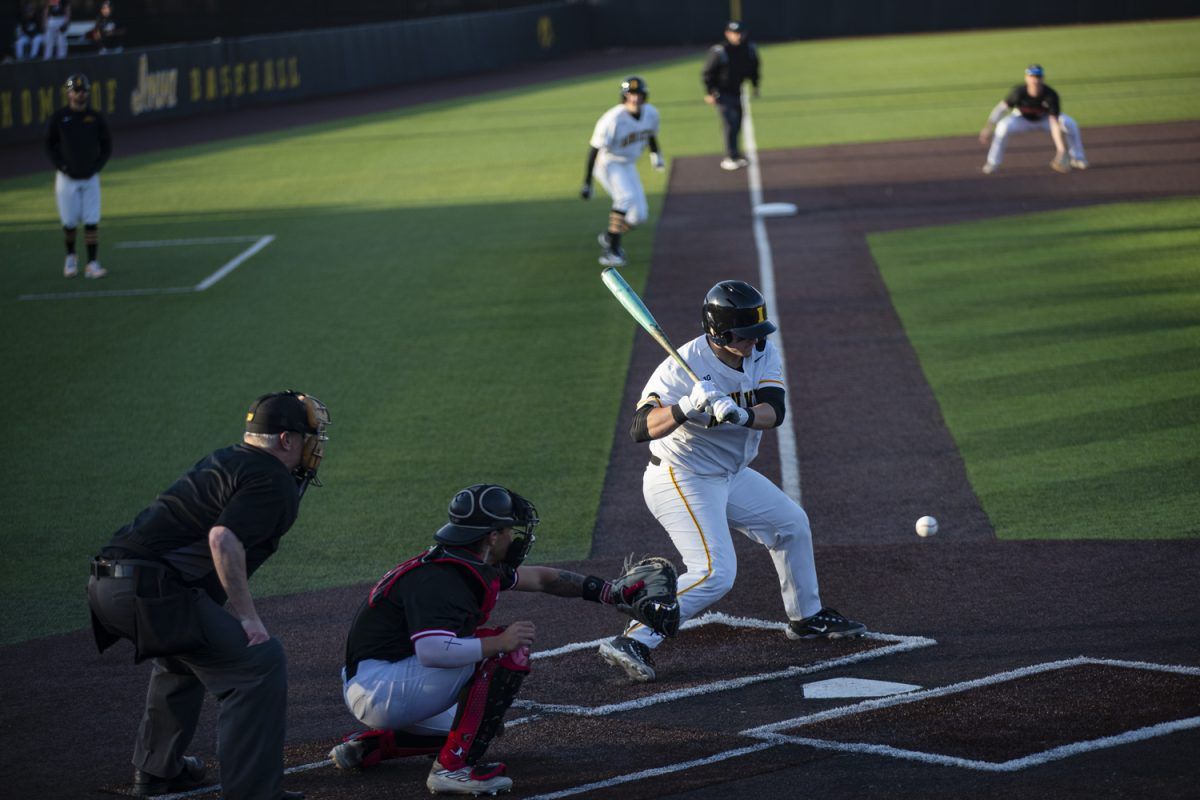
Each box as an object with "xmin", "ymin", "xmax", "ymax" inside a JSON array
[{"xmin": 915, "ymin": 516, "xmax": 938, "ymax": 537}]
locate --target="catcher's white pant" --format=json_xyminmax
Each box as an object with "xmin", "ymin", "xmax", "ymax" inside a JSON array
[
  {"xmin": 628, "ymin": 461, "xmax": 822, "ymax": 649},
  {"xmin": 55, "ymin": 173, "xmax": 101, "ymax": 228},
  {"xmin": 341, "ymin": 657, "xmax": 473, "ymax": 735},
  {"xmin": 43, "ymin": 15, "xmax": 69, "ymax": 59},
  {"xmin": 593, "ymin": 158, "xmax": 648, "ymax": 226},
  {"xmin": 987, "ymin": 113, "xmax": 1086, "ymax": 166}
]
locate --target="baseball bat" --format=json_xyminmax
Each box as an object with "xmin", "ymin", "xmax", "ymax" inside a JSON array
[{"xmin": 600, "ymin": 267, "xmax": 700, "ymax": 382}]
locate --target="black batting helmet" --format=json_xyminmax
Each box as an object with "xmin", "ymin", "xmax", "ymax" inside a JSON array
[
  {"xmin": 65, "ymin": 74, "xmax": 91, "ymax": 92},
  {"xmin": 620, "ymin": 75, "xmax": 648, "ymax": 101},
  {"xmin": 435, "ymin": 484, "xmax": 539, "ymax": 564},
  {"xmin": 702, "ymin": 280, "xmax": 777, "ymax": 344}
]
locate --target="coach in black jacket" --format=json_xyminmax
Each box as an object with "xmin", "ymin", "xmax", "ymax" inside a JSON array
[{"xmin": 702, "ymin": 20, "xmax": 760, "ymax": 171}]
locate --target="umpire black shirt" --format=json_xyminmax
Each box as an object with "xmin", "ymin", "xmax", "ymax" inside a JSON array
[
  {"xmin": 100, "ymin": 444, "xmax": 300, "ymax": 604},
  {"xmin": 44, "ymin": 105, "xmax": 112, "ymax": 179}
]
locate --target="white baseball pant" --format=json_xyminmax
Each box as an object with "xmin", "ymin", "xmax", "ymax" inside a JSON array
[
  {"xmin": 56, "ymin": 173, "xmax": 101, "ymax": 228},
  {"xmin": 987, "ymin": 113, "xmax": 1087, "ymax": 166},
  {"xmin": 341, "ymin": 657, "xmax": 473, "ymax": 735},
  {"xmin": 43, "ymin": 15, "xmax": 69, "ymax": 59},
  {"xmin": 593, "ymin": 159, "xmax": 648, "ymax": 226},
  {"xmin": 628, "ymin": 461, "xmax": 822, "ymax": 649}
]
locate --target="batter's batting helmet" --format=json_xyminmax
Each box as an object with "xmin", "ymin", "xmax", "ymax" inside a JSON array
[
  {"xmin": 702, "ymin": 280, "xmax": 777, "ymax": 344},
  {"xmin": 620, "ymin": 76, "xmax": 648, "ymax": 101},
  {"xmin": 65, "ymin": 74, "xmax": 91, "ymax": 92},
  {"xmin": 435, "ymin": 484, "xmax": 540, "ymax": 565}
]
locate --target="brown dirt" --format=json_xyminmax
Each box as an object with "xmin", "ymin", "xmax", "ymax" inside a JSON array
[{"xmin": 3, "ymin": 52, "xmax": 1198, "ymax": 799}]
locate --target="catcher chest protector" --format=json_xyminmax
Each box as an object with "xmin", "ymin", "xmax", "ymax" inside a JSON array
[
  {"xmin": 438, "ymin": 639, "xmax": 531, "ymax": 770},
  {"xmin": 368, "ymin": 548, "xmax": 501, "ymax": 625},
  {"xmin": 702, "ymin": 280, "xmax": 778, "ymax": 345}
]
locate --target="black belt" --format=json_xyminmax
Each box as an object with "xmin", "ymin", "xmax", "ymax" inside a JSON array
[
  {"xmin": 649, "ymin": 455, "xmax": 662, "ymax": 466},
  {"xmin": 90, "ymin": 558, "xmax": 164, "ymax": 579}
]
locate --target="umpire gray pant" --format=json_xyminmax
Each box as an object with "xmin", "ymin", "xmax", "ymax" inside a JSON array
[{"xmin": 88, "ymin": 575, "xmax": 289, "ymax": 800}]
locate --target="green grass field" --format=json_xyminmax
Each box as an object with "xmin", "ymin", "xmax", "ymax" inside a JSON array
[
  {"xmin": 869, "ymin": 198, "xmax": 1200, "ymax": 539},
  {"xmin": 1, "ymin": 18, "xmax": 1198, "ymax": 643}
]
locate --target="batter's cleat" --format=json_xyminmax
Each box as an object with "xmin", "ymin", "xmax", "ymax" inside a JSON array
[
  {"xmin": 1070, "ymin": 158, "xmax": 1089, "ymax": 170},
  {"xmin": 786, "ymin": 608, "xmax": 867, "ymax": 640},
  {"xmin": 981, "ymin": 163, "xmax": 998, "ymax": 175},
  {"xmin": 426, "ymin": 760, "xmax": 513, "ymax": 796},
  {"xmin": 132, "ymin": 755, "xmax": 207, "ymax": 796},
  {"xmin": 63, "ymin": 254, "xmax": 78, "ymax": 277},
  {"xmin": 720, "ymin": 157, "xmax": 740, "ymax": 171},
  {"xmin": 735, "ymin": 156, "xmax": 750, "ymax": 168},
  {"xmin": 85, "ymin": 261, "xmax": 107, "ymax": 279},
  {"xmin": 598, "ymin": 635, "xmax": 656, "ymax": 682}
]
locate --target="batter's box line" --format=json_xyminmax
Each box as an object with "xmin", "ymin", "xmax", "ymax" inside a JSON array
[
  {"xmin": 513, "ymin": 611, "xmax": 936, "ymax": 717},
  {"xmin": 17, "ymin": 234, "xmax": 274, "ymax": 301},
  {"xmin": 741, "ymin": 656, "xmax": 1200, "ymax": 773}
]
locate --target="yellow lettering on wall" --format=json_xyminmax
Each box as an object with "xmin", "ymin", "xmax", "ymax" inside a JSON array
[
  {"xmin": 537, "ymin": 16, "xmax": 555, "ymax": 48},
  {"xmin": 264, "ymin": 60, "xmax": 275, "ymax": 91},
  {"xmin": 20, "ymin": 89, "xmax": 32, "ymax": 125},
  {"xmin": 105, "ymin": 79, "xmax": 117, "ymax": 114},
  {"xmin": 234, "ymin": 64, "xmax": 245, "ymax": 96},
  {"xmin": 220, "ymin": 65, "xmax": 232, "ymax": 97},
  {"xmin": 190, "ymin": 68, "xmax": 202, "ymax": 101},
  {"xmin": 205, "ymin": 67, "xmax": 217, "ymax": 101},
  {"xmin": 276, "ymin": 59, "xmax": 286, "ymax": 89},
  {"xmin": 248, "ymin": 62, "xmax": 259, "ymax": 94},
  {"xmin": 0, "ymin": 91, "xmax": 12, "ymax": 130},
  {"xmin": 38, "ymin": 86, "xmax": 55, "ymax": 122},
  {"xmin": 288, "ymin": 56, "xmax": 300, "ymax": 88}
]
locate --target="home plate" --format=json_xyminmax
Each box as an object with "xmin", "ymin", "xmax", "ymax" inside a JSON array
[
  {"xmin": 755, "ymin": 202, "xmax": 798, "ymax": 217},
  {"xmin": 803, "ymin": 678, "xmax": 922, "ymax": 699}
]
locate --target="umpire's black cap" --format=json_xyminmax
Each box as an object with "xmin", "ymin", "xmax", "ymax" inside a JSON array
[{"xmin": 245, "ymin": 391, "xmax": 317, "ymax": 434}]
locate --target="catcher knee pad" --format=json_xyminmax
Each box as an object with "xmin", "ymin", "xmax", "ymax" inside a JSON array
[{"xmin": 438, "ymin": 650, "xmax": 529, "ymax": 770}]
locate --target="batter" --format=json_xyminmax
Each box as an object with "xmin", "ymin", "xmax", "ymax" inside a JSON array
[
  {"xmin": 980, "ymin": 64, "xmax": 1088, "ymax": 174},
  {"xmin": 581, "ymin": 75, "xmax": 664, "ymax": 268},
  {"xmin": 599, "ymin": 280, "xmax": 866, "ymax": 682}
]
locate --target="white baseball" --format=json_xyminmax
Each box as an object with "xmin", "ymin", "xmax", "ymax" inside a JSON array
[{"xmin": 915, "ymin": 516, "xmax": 938, "ymax": 537}]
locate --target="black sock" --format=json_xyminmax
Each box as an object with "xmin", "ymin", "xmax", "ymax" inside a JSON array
[
  {"xmin": 609, "ymin": 232, "xmax": 622, "ymax": 251},
  {"xmin": 87, "ymin": 243, "xmax": 98, "ymax": 261}
]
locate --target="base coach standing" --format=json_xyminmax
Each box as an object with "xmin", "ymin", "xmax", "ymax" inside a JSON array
[
  {"xmin": 703, "ymin": 20, "xmax": 760, "ymax": 171},
  {"xmin": 86, "ymin": 391, "xmax": 330, "ymax": 799}
]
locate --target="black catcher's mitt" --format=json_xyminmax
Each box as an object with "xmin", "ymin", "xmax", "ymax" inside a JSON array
[{"xmin": 611, "ymin": 556, "xmax": 680, "ymax": 637}]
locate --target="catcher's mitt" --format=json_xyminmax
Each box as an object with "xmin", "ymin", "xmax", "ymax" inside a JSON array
[
  {"xmin": 611, "ymin": 555, "xmax": 680, "ymax": 637},
  {"xmin": 1050, "ymin": 153, "xmax": 1071, "ymax": 173}
]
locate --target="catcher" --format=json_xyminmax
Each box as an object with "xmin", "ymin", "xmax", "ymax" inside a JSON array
[{"xmin": 329, "ymin": 483, "xmax": 678, "ymax": 796}]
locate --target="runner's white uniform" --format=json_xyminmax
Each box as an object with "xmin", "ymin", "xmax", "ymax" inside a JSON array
[
  {"xmin": 628, "ymin": 334, "xmax": 823, "ymax": 649},
  {"xmin": 590, "ymin": 103, "xmax": 659, "ymax": 226}
]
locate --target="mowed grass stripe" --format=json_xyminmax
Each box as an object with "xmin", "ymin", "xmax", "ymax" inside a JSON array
[{"xmin": 869, "ymin": 197, "xmax": 1200, "ymax": 540}]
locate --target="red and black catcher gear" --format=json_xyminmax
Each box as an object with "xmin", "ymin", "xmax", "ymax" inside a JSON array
[
  {"xmin": 434, "ymin": 484, "xmax": 539, "ymax": 568},
  {"xmin": 702, "ymin": 280, "xmax": 777, "ymax": 345}
]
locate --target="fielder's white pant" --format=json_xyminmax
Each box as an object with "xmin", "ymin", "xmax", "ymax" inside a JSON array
[
  {"xmin": 341, "ymin": 657, "xmax": 474, "ymax": 735},
  {"xmin": 56, "ymin": 173, "xmax": 101, "ymax": 228},
  {"xmin": 43, "ymin": 15, "xmax": 69, "ymax": 59},
  {"xmin": 629, "ymin": 461, "xmax": 822, "ymax": 649},
  {"xmin": 593, "ymin": 158, "xmax": 649, "ymax": 226},
  {"xmin": 987, "ymin": 113, "xmax": 1086, "ymax": 166}
]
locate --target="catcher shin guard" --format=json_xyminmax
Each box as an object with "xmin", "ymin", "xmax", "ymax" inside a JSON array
[
  {"xmin": 330, "ymin": 728, "xmax": 443, "ymax": 769},
  {"xmin": 438, "ymin": 648, "xmax": 529, "ymax": 770}
]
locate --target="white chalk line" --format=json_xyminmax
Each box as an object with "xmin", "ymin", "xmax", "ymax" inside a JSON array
[
  {"xmin": 17, "ymin": 235, "xmax": 274, "ymax": 301},
  {"xmin": 741, "ymin": 89, "xmax": 802, "ymax": 504}
]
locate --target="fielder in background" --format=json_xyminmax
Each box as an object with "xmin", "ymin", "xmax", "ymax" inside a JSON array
[
  {"xmin": 86, "ymin": 391, "xmax": 329, "ymax": 800},
  {"xmin": 599, "ymin": 280, "xmax": 866, "ymax": 683},
  {"xmin": 330, "ymin": 483, "xmax": 677, "ymax": 796},
  {"xmin": 44, "ymin": 73, "xmax": 111, "ymax": 279},
  {"xmin": 581, "ymin": 75, "xmax": 664, "ymax": 268},
  {"xmin": 980, "ymin": 64, "xmax": 1088, "ymax": 174},
  {"xmin": 703, "ymin": 20, "xmax": 760, "ymax": 171},
  {"xmin": 40, "ymin": 0, "xmax": 69, "ymax": 59}
]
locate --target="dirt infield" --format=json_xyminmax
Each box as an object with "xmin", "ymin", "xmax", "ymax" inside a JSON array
[{"xmin": 2, "ymin": 52, "xmax": 1198, "ymax": 798}]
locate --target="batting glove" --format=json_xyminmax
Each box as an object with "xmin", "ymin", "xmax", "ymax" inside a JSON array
[
  {"xmin": 651, "ymin": 152, "xmax": 665, "ymax": 172},
  {"xmin": 676, "ymin": 395, "xmax": 710, "ymax": 422},
  {"xmin": 580, "ymin": 182, "xmax": 593, "ymax": 200},
  {"xmin": 687, "ymin": 379, "xmax": 721, "ymax": 412},
  {"xmin": 710, "ymin": 395, "xmax": 749, "ymax": 426}
]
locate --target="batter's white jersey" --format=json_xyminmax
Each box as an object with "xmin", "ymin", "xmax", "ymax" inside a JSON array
[
  {"xmin": 640, "ymin": 334, "xmax": 784, "ymax": 476},
  {"xmin": 590, "ymin": 103, "xmax": 659, "ymax": 164}
]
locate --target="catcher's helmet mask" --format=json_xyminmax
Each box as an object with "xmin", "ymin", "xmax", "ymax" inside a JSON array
[
  {"xmin": 702, "ymin": 280, "xmax": 777, "ymax": 346},
  {"xmin": 620, "ymin": 75, "xmax": 648, "ymax": 102},
  {"xmin": 435, "ymin": 483, "xmax": 539, "ymax": 567}
]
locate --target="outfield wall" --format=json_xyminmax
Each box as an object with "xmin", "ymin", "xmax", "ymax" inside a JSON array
[{"xmin": 0, "ymin": 2, "xmax": 587, "ymax": 146}]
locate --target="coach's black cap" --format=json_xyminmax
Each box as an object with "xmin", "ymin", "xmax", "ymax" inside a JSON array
[
  {"xmin": 727, "ymin": 21, "xmax": 744, "ymax": 32},
  {"xmin": 245, "ymin": 391, "xmax": 314, "ymax": 434}
]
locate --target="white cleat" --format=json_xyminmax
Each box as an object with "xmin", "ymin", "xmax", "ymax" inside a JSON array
[
  {"xmin": 85, "ymin": 261, "xmax": 107, "ymax": 279},
  {"xmin": 981, "ymin": 163, "xmax": 998, "ymax": 175},
  {"xmin": 63, "ymin": 254, "xmax": 78, "ymax": 277},
  {"xmin": 1070, "ymin": 158, "xmax": 1089, "ymax": 170},
  {"xmin": 426, "ymin": 760, "xmax": 512, "ymax": 796},
  {"xmin": 720, "ymin": 157, "xmax": 740, "ymax": 171},
  {"xmin": 598, "ymin": 636, "xmax": 656, "ymax": 682}
]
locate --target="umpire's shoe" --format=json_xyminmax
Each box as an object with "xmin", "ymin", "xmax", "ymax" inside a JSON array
[
  {"xmin": 598, "ymin": 635, "xmax": 656, "ymax": 682},
  {"xmin": 426, "ymin": 760, "xmax": 513, "ymax": 795},
  {"xmin": 132, "ymin": 755, "xmax": 207, "ymax": 796},
  {"xmin": 786, "ymin": 608, "xmax": 866, "ymax": 640}
]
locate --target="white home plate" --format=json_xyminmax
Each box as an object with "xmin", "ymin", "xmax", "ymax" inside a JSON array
[
  {"xmin": 803, "ymin": 678, "xmax": 922, "ymax": 699},
  {"xmin": 754, "ymin": 202, "xmax": 798, "ymax": 217}
]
